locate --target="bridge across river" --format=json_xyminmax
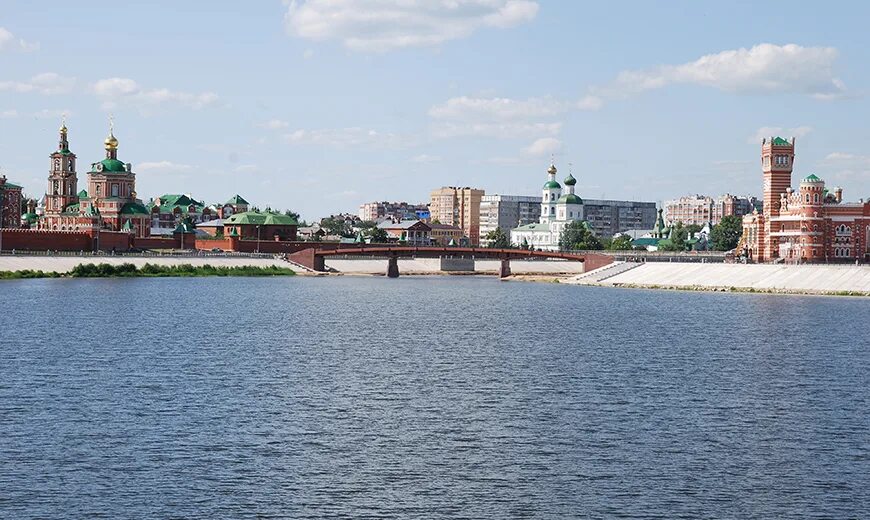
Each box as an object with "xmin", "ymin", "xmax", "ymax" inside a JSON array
[{"xmin": 287, "ymin": 246, "xmax": 613, "ymax": 278}]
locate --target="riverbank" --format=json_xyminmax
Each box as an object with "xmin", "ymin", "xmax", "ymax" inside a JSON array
[
  {"xmin": 0, "ymin": 262, "xmax": 295, "ymax": 279},
  {"xmin": 567, "ymin": 262, "xmax": 870, "ymax": 297}
]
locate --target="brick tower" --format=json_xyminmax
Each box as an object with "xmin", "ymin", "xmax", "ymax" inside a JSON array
[
  {"xmin": 760, "ymin": 136, "xmax": 795, "ymax": 261},
  {"xmin": 44, "ymin": 119, "xmax": 79, "ymax": 218}
]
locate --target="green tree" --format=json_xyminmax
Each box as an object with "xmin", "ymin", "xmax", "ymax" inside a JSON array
[
  {"xmin": 608, "ymin": 234, "xmax": 634, "ymax": 250},
  {"xmin": 283, "ymin": 209, "xmax": 301, "ymax": 221},
  {"xmin": 367, "ymin": 227, "xmax": 389, "ymax": 243},
  {"xmin": 484, "ymin": 227, "xmax": 510, "ymax": 248},
  {"xmin": 320, "ymin": 217, "xmax": 354, "ymax": 238},
  {"xmin": 686, "ymin": 223, "xmax": 703, "ymax": 235},
  {"xmin": 710, "ymin": 215, "xmax": 743, "ymax": 251},
  {"xmin": 559, "ymin": 221, "xmax": 602, "ymax": 251},
  {"xmin": 521, "ymin": 238, "xmax": 530, "ymax": 250},
  {"xmin": 658, "ymin": 222, "xmax": 688, "ymax": 251}
]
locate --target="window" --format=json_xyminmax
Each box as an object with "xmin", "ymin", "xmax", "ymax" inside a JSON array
[
  {"xmin": 813, "ymin": 193, "xmax": 819, "ymax": 204},
  {"xmin": 111, "ymin": 184, "xmax": 119, "ymax": 197},
  {"xmin": 805, "ymin": 194, "xmax": 810, "ymax": 203},
  {"xmin": 96, "ymin": 185, "xmax": 101, "ymax": 196}
]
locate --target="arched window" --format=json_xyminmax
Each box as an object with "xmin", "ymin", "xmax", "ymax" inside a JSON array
[
  {"xmin": 814, "ymin": 193, "xmax": 819, "ymax": 204},
  {"xmin": 805, "ymin": 194, "xmax": 810, "ymax": 203}
]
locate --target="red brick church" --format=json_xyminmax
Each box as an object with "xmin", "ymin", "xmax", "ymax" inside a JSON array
[{"xmin": 741, "ymin": 137, "xmax": 870, "ymax": 263}]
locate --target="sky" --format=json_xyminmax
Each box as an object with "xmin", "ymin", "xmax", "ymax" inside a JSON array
[{"xmin": 1, "ymin": 0, "xmax": 869, "ymax": 220}]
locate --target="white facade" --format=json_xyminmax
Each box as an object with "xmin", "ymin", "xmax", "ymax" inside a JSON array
[{"xmin": 511, "ymin": 164, "xmax": 585, "ymax": 251}]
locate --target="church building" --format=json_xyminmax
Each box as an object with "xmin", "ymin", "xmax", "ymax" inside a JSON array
[{"xmin": 510, "ymin": 163, "xmax": 585, "ymax": 251}]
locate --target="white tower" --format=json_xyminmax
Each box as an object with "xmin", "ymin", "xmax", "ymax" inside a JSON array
[{"xmin": 540, "ymin": 163, "xmax": 561, "ymax": 224}]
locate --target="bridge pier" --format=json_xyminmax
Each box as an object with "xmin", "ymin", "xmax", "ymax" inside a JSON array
[
  {"xmin": 386, "ymin": 255, "xmax": 399, "ymax": 278},
  {"xmin": 499, "ymin": 258, "xmax": 511, "ymax": 279}
]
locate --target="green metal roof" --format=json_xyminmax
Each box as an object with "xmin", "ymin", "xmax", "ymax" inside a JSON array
[
  {"xmin": 514, "ymin": 222, "xmax": 550, "ymax": 231},
  {"xmin": 92, "ymin": 158, "xmax": 127, "ymax": 173},
  {"xmin": 173, "ymin": 221, "xmax": 196, "ymax": 233},
  {"xmin": 563, "ymin": 174, "xmax": 576, "ymax": 186},
  {"xmin": 151, "ymin": 193, "xmax": 205, "ymax": 214},
  {"xmin": 121, "ymin": 219, "xmax": 134, "ymax": 231},
  {"xmin": 120, "ymin": 202, "xmax": 150, "ymax": 215},
  {"xmin": 632, "ymin": 237, "xmax": 661, "ymax": 246},
  {"xmin": 21, "ymin": 212, "xmax": 39, "ymax": 223},
  {"xmin": 543, "ymin": 180, "xmax": 561, "ymax": 189},
  {"xmin": 62, "ymin": 203, "xmax": 80, "ymax": 215},
  {"xmin": 557, "ymin": 193, "xmax": 583, "ymax": 204},
  {"xmin": 226, "ymin": 194, "xmax": 249, "ymax": 205},
  {"xmin": 77, "ymin": 189, "xmax": 88, "ymax": 198},
  {"xmin": 223, "ymin": 211, "xmax": 298, "ymax": 226},
  {"xmin": 1, "ymin": 181, "xmax": 23, "ymax": 189},
  {"xmin": 802, "ymin": 173, "xmax": 823, "ymax": 183},
  {"xmin": 772, "ymin": 136, "xmax": 790, "ymax": 145}
]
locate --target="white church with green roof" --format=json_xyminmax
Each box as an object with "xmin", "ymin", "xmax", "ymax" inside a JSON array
[{"xmin": 510, "ymin": 162, "xmax": 585, "ymax": 251}]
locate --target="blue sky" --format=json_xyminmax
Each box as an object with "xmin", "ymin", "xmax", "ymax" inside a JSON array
[{"xmin": 1, "ymin": 0, "xmax": 869, "ymax": 219}]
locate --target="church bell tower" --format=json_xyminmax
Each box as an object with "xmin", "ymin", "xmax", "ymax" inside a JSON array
[{"xmin": 45, "ymin": 118, "xmax": 79, "ymax": 216}]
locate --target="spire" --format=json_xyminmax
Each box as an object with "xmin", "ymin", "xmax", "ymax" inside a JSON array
[
  {"xmin": 58, "ymin": 115, "xmax": 69, "ymax": 151},
  {"xmin": 104, "ymin": 114, "xmax": 119, "ymax": 159}
]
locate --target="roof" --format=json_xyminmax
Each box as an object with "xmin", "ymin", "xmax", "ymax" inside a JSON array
[
  {"xmin": 632, "ymin": 237, "xmax": 661, "ymax": 246},
  {"xmin": 557, "ymin": 193, "xmax": 583, "ymax": 205},
  {"xmin": 93, "ymin": 158, "xmax": 128, "ymax": 173},
  {"xmin": 801, "ymin": 173, "xmax": 823, "ymax": 183},
  {"xmin": 120, "ymin": 202, "xmax": 150, "ymax": 215},
  {"xmin": 223, "ymin": 211, "xmax": 298, "ymax": 226},
  {"xmin": 563, "ymin": 174, "xmax": 576, "ymax": 186},
  {"xmin": 77, "ymin": 189, "xmax": 88, "ymax": 198},
  {"xmin": 53, "ymin": 149, "xmax": 74, "ymax": 156},
  {"xmin": 150, "ymin": 193, "xmax": 205, "ymax": 214},
  {"xmin": 428, "ymin": 223, "xmax": 462, "ymax": 231},
  {"xmin": 377, "ymin": 220, "xmax": 430, "ymax": 230},
  {"xmin": 174, "ymin": 221, "xmax": 196, "ymax": 233},
  {"xmin": 226, "ymin": 194, "xmax": 249, "ymax": 205},
  {"xmin": 21, "ymin": 212, "xmax": 39, "ymax": 223},
  {"xmin": 0, "ymin": 181, "xmax": 23, "ymax": 189},
  {"xmin": 514, "ymin": 223, "xmax": 550, "ymax": 231},
  {"xmin": 543, "ymin": 180, "xmax": 561, "ymax": 189},
  {"xmin": 62, "ymin": 203, "xmax": 80, "ymax": 215},
  {"xmin": 772, "ymin": 136, "xmax": 791, "ymax": 146},
  {"xmin": 196, "ymin": 219, "xmax": 223, "ymax": 228}
]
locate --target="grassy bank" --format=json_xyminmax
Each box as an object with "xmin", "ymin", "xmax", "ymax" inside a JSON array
[{"xmin": 0, "ymin": 263, "xmax": 295, "ymax": 279}]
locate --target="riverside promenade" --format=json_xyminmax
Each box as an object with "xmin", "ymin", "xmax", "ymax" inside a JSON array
[
  {"xmin": 570, "ymin": 262, "xmax": 870, "ymax": 295},
  {"xmin": 0, "ymin": 253, "xmax": 290, "ymax": 274}
]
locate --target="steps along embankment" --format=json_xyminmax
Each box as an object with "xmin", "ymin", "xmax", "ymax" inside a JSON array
[{"xmin": 590, "ymin": 262, "xmax": 870, "ymax": 294}]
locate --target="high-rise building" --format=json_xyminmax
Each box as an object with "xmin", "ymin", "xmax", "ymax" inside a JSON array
[
  {"xmin": 359, "ymin": 201, "xmax": 429, "ymax": 222},
  {"xmin": 479, "ymin": 194, "xmax": 540, "ymax": 245},
  {"xmin": 583, "ymin": 199, "xmax": 658, "ymax": 238},
  {"xmin": 664, "ymin": 194, "xmax": 761, "ymax": 227},
  {"xmin": 429, "ymin": 186, "xmax": 484, "ymax": 245}
]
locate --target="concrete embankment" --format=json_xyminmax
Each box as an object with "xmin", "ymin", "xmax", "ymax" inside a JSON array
[
  {"xmin": 325, "ymin": 257, "xmax": 587, "ymax": 275},
  {"xmin": 568, "ymin": 262, "xmax": 870, "ymax": 295},
  {"xmin": 0, "ymin": 255, "xmax": 290, "ymax": 273}
]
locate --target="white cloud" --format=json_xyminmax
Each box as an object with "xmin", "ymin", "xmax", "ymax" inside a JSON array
[
  {"xmin": 260, "ymin": 119, "xmax": 290, "ymax": 130},
  {"xmin": 0, "ymin": 109, "xmax": 18, "ymax": 119},
  {"xmin": 818, "ymin": 152, "xmax": 870, "ymax": 182},
  {"xmin": 522, "ymin": 137, "xmax": 561, "ymax": 156},
  {"xmin": 92, "ymin": 78, "xmax": 219, "ymax": 110},
  {"xmin": 283, "ymin": 127, "xmax": 411, "ymax": 148},
  {"xmin": 432, "ymin": 121, "xmax": 561, "ymax": 139},
  {"xmin": 0, "ymin": 27, "xmax": 39, "ymax": 52},
  {"xmin": 33, "ymin": 109, "xmax": 72, "ymax": 120},
  {"xmin": 137, "ymin": 161, "xmax": 194, "ymax": 173},
  {"xmin": 0, "ymin": 73, "xmax": 76, "ymax": 95},
  {"xmin": 749, "ymin": 125, "xmax": 812, "ymax": 144},
  {"xmin": 410, "ymin": 153, "xmax": 441, "ymax": 163},
  {"xmin": 302, "ymin": 48, "xmax": 315, "ymax": 59},
  {"xmin": 590, "ymin": 44, "xmax": 848, "ymax": 104},
  {"xmin": 284, "ymin": 0, "xmax": 539, "ymax": 52},
  {"xmin": 429, "ymin": 95, "xmax": 577, "ymax": 139}
]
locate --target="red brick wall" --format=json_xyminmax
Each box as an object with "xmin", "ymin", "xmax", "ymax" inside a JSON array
[
  {"xmin": 0, "ymin": 229, "xmax": 92, "ymax": 251},
  {"xmin": 135, "ymin": 237, "xmax": 180, "ymax": 250},
  {"xmin": 96, "ymin": 231, "xmax": 133, "ymax": 252}
]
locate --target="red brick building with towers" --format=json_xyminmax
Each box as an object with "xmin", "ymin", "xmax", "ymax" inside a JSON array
[{"xmin": 741, "ymin": 137, "xmax": 870, "ymax": 262}]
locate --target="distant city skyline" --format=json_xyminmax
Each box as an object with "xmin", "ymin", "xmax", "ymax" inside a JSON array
[{"xmin": 1, "ymin": 1, "xmax": 869, "ymax": 220}]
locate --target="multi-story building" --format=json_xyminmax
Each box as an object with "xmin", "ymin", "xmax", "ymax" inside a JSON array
[
  {"xmin": 0, "ymin": 175, "xmax": 23, "ymax": 229},
  {"xmin": 359, "ymin": 201, "xmax": 429, "ymax": 222},
  {"xmin": 479, "ymin": 194, "xmax": 540, "ymax": 245},
  {"xmin": 429, "ymin": 186, "xmax": 484, "ymax": 245},
  {"xmin": 429, "ymin": 223, "xmax": 464, "ymax": 246},
  {"xmin": 582, "ymin": 199, "xmax": 657, "ymax": 238},
  {"xmin": 376, "ymin": 220, "xmax": 431, "ymax": 245},
  {"xmin": 149, "ymin": 193, "xmax": 217, "ymax": 231},
  {"xmin": 664, "ymin": 194, "xmax": 761, "ymax": 227},
  {"xmin": 741, "ymin": 136, "xmax": 870, "ymax": 262}
]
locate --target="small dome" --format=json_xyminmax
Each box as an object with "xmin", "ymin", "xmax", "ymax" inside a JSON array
[
  {"xmin": 543, "ymin": 180, "xmax": 561, "ymax": 190},
  {"xmin": 801, "ymin": 173, "xmax": 823, "ymax": 184},
  {"xmin": 547, "ymin": 163, "xmax": 557, "ymax": 175},
  {"xmin": 104, "ymin": 133, "xmax": 119, "ymax": 150},
  {"xmin": 557, "ymin": 193, "xmax": 583, "ymax": 205},
  {"xmin": 564, "ymin": 173, "xmax": 576, "ymax": 186}
]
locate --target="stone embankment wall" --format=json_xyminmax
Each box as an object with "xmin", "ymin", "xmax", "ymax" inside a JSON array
[
  {"xmin": 0, "ymin": 255, "xmax": 289, "ymax": 274},
  {"xmin": 570, "ymin": 262, "xmax": 870, "ymax": 294},
  {"xmin": 325, "ymin": 258, "xmax": 587, "ymax": 274}
]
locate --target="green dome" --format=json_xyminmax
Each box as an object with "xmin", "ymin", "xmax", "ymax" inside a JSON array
[
  {"xmin": 563, "ymin": 174, "xmax": 576, "ymax": 186},
  {"xmin": 557, "ymin": 194, "xmax": 583, "ymax": 204},
  {"xmin": 801, "ymin": 173, "xmax": 823, "ymax": 183},
  {"xmin": 96, "ymin": 158, "xmax": 127, "ymax": 173},
  {"xmin": 21, "ymin": 212, "xmax": 38, "ymax": 223},
  {"xmin": 543, "ymin": 180, "xmax": 561, "ymax": 189}
]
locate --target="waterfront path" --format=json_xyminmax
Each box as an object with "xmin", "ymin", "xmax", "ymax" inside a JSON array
[
  {"xmin": 0, "ymin": 254, "xmax": 289, "ymax": 274},
  {"xmin": 569, "ymin": 262, "xmax": 870, "ymax": 294}
]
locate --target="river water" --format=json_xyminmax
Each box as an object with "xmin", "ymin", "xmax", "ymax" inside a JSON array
[{"xmin": 1, "ymin": 276, "xmax": 868, "ymax": 518}]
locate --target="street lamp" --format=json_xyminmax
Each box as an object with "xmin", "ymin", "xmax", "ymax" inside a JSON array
[{"xmin": 256, "ymin": 225, "xmax": 261, "ymax": 254}]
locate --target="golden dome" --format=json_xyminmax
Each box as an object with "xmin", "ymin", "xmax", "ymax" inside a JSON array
[
  {"xmin": 60, "ymin": 123, "xmax": 68, "ymax": 134},
  {"xmin": 547, "ymin": 163, "xmax": 557, "ymax": 174},
  {"xmin": 104, "ymin": 132, "xmax": 118, "ymax": 150}
]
